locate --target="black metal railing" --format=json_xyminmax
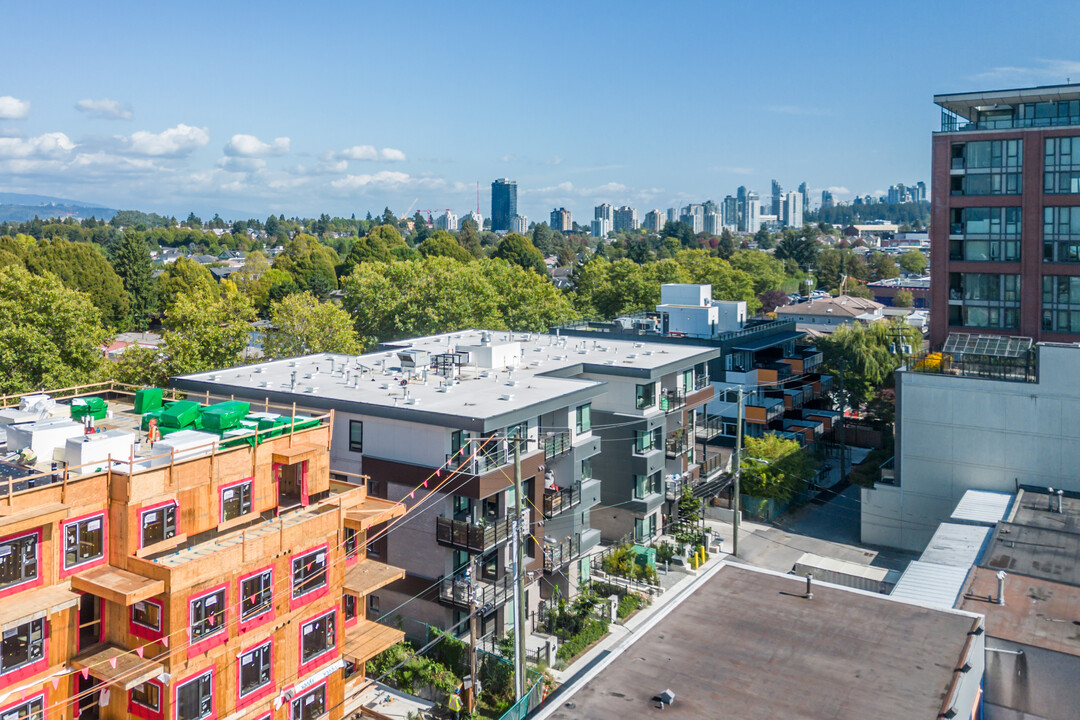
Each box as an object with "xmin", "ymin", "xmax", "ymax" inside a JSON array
[
  {"xmin": 665, "ymin": 430, "xmax": 689, "ymax": 458},
  {"xmin": 446, "ymin": 448, "xmax": 508, "ymax": 476},
  {"xmin": 660, "ymin": 389, "xmax": 686, "ymax": 412},
  {"xmin": 543, "ymin": 432, "xmax": 572, "ymax": 460},
  {"xmin": 435, "ymin": 515, "xmax": 514, "ymax": 553},
  {"xmin": 542, "ymin": 481, "xmax": 581, "ymax": 518},
  {"xmin": 438, "ymin": 573, "xmax": 514, "ymax": 610},
  {"xmin": 695, "ymin": 415, "xmax": 723, "ymax": 441},
  {"xmin": 694, "ymin": 374, "xmax": 710, "ymax": 390},
  {"xmin": 543, "ymin": 535, "xmax": 580, "ymax": 573},
  {"xmin": 699, "ymin": 453, "xmax": 725, "ymax": 479}
]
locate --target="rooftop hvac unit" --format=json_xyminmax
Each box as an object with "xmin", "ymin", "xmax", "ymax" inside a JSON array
[{"xmin": 398, "ymin": 349, "xmax": 431, "ymax": 369}]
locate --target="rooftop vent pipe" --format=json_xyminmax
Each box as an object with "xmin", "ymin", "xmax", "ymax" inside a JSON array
[
  {"xmin": 996, "ymin": 571, "xmax": 1007, "ymax": 605},
  {"xmin": 1049, "ymin": 489, "xmax": 1056, "ymax": 511},
  {"xmin": 804, "ymin": 573, "xmax": 813, "ymax": 600},
  {"xmin": 1057, "ymin": 489, "xmax": 1064, "ymax": 513}
]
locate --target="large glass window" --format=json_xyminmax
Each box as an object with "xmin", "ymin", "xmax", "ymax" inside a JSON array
[
  {"xmin": 190, "ymin": 588, "xmax": 226, "ymax": 641},
  {"xmin": 291, "ymin": 685, "xmax": 326, "ymax": 720},
  {"xmin": 634, "ymin": 428, "xmax": 659, "ymax": 454},
  {"xmin": 140, "ymin": 504, "xmax": 177, "ymax": 547},
  {"xmin": 349, "ymin": 420, "xmax": 363, "ymax": 453},
  {"xmin": 1044, "ymin": 207, "xmax": 1080, "ymax": 262},
  {"xmin": 1041, "ymin": 276, "xmax": 1080, "ymax": 332},
  {"xmin": 221, "ymin": 480, "xmax": 252, "ymax": 522},
  {"xmin": 0, "ymin": 619, "xmax": 44, "ymax": 674},
  {"xmin": 292, "ymin": 548, "xmax": 328, "ymax": 598},
  {"xmin": 0, "ymin": 696, "xmax": 43, "ymax": 720},
  {"xmin": 951, "ymin": 140, "xmax": 1022, "ymax": 196},
  {"xmin": 241, "ymin": 570, "xmax": 273, "ymax": 621},
  {"xmin": 132, "ymin": 600, "xmax": 162, "ymax": 632},
  {"xmin": 0, "ymin": 533, "xmax": 38, "ymax": 590},
  {"xmin": 1045, "ymin": 137, "xmax": 1080, "ymax": 193},
  {"xmin": 176, "ymin": 671, "xmax": 213, "ymax": 720},
  {"xmin": 575, "ymin": 404, "xmax": 591, "ymax": 434},
  {"xmin": 635, "ymin": 383, "xmax": 655, "ymax": 410},
  {"xmin": 949, "ymin": 207, "xmax": 1021, "ymax": 262},
  {"xmin": 239, "ymin": 641, "xmax": 272, "ymax": 698},
  {"xmin": 64, "ymin": 515, "xmax": 104, "ymax": 569},
  {"xmin": 130, "ymin": 682, "xmax": 160, "ymax": 713},
  {"xmin": 300, "ymin": 612, "xmax": 336, "ymax": 663}
]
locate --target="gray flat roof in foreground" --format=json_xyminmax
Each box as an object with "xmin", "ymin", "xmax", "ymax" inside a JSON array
[
  {"xmin": 542, "ymin": 564, "xmax": 979, "ymax": 720},
  {"xmin": 889, "ymin": 561, "xmax": 972, "ymax": 609},
  {"xmin": 919, "ymin": 523, "xmax": 991, "ymax": 568},
  {"xmin": 173, "ymin": 330, "xmax": 717, "ymax": 431},
  {"xmin": 950, "ymin": 489, "xmax": 1014, "ymax": 526}
]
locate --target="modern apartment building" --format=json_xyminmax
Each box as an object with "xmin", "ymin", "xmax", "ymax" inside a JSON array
[
  {"xmin": 781, "ymin": 191, "xmax": 803, "ymax": 228},
  {"xmin": 612, "ymin": 206, "xmax": 638, "ymax": 232},
  {"xmin": 679, "ymin": 204, "xmax": 704, "ymax": 233},
  {"xmin": 435, "ymin": 211, "xmax": 458, "ymax": 231},
  {"xmin": 590, "ymin": 218, "xmax": 611, "ymax": 238},
  {"xmin": 549, "ymin": 208, "xmax": 572, "ymax": 233},
  {"xmin": 510, "ymin": 214, "xmax": 528, "ymax": 235},
  {"xmin": 593, "ymin": 203, "xmax": 613, "ymax": 224},
  {"xmin": 798, "ymin": 181, "xmax": 810, "ymax": 215},
  {"xmin": 490, "ymin": 179, "xmax": 517, "ymax": 233},
  {"xmin": 770, "ymin": 179, "xmax": 784, "ymax": 217},
  {"xmin": 0, "ymin": 385, "xmax": 405, "ymax": 720},
  {"xmin": 722, "ymin": 196, "xmax": 738, "ymax": 230},
  {"xmin": 643, "ymin": 210, "xmax": 664, "ymax": 233},
  {"xmin": 932, "ymin": 83, "xmax": 1080, "ymax": 345},
  {"xmin": 463, "ymin": 211, "xmax": 483, "ymax": 232}
]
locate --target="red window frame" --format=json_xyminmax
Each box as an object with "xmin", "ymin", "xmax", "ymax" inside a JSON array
[
  {"xmin": 130, "ymin": 597, "xmax": 165, "ymax": 641},
  {"xmin": 138, "ymin": 500, "xmax": 179, "ymax": 550},
  {"xmin": 218, "ymin": 476, "xmax": 254, "ymax": 524},
  {"xmin": 344, "ymin": 527, "xmax": 359, "ymax": 566},
  {"xmin": 0, "ymin": 617, "xmax": 49, "ymax": 689},
  {"xmin": 0, "ymin": 528, "xmax": 43, "ymax": 600},
  {"xmin": 297, "ymin": 609, "xmax": 337, "ymax": 677},
  {"xmin": 237, "ymin": 564, "xmax": 275, "ymax": 634},
  {"xmin": 289, "ymin": 681, "xmax": 326, "ymax": 720},
  {"xmin": 129, "ymin": 678, "xmax": 165, "ymax": 720},
  {"xmin": 60, "ymin": 510, "xmax": 108, "ymax": 577},
  {"xmin": 289, "ymin": 543, "xmax": 329, "ymax": 611},
  {"xmin": 343, "ymin": 594, "xmax": 358, "ymax": 629},
  {"xmin": 235, "ymin": 638, "xmax": 275, "ymax": 710},
  {"xmin": 75, "ymin": 594, "xmax": 105, "ymax": 652},
  {"xmin": 0, "ymin": 692, "xmax": 45, "ymax": 720},
  {"xmin": 186, "ymin": 582, "xmax": 229, "ymax": 656},
  {"xmin": 173, "ymin": 668, "xmax": 216, "ymax": 720}
]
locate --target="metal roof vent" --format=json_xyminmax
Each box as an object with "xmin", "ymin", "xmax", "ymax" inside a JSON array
[
  {"xmin": 260, "ymin": 380, "xmax": 271, "ymax": 388},
  {"xmin": 305, "ymin": 386, "xmax": 318, "ymax": 394},
  {"xmin": 500, "ymin": 394, "xmax": 515, "ymax": 401},
  {"xmin": 656, "ymin": 689, "xmax": 675, "ymax": 709}
]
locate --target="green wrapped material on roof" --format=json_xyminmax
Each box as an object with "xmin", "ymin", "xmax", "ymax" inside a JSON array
[
  {"xmin": 134, "ymin": 388, "xmax": 164, "ymax": 414},
  {"xmin": 160, "ymin": 400, "xmax": 201, "ymax": 429},
  {"xmin": 200, "ymin": 401, "xmax": 251, "ymax": 432},
  {"xmin": 141, "ymin": 409, "xmax": 164, "ymax": 431},
  {"xmin": 289, "ymin": 415, "xmax": 320, "ymax": 432},
  {"xmin": 71, "ymin": 397, "xmax": 108, "ymax": 421}
]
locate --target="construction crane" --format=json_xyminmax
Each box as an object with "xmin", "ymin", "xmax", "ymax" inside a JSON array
[
  {"xmin": 401, "ymin": 197, "xmax": 418, "ymax": 220},
  {"xmin": 420, "ymin": 209, "xmax": 451, "ymax": 226}
]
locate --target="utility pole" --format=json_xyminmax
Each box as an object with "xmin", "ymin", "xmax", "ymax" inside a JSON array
[
  {"xmin": 732, "ymin": 388, "xmax": 743, "ymax": 559},
  {"xmin": 837, "ymin": 368, "xmax": 847, "ymax": 485},
  {"xmin": 467, "ymin": 553, "xmax": 479, "ymax": 715},
  {"xmin": 511, "ymin": 436, "xmax": 526, "ymax": 701}
]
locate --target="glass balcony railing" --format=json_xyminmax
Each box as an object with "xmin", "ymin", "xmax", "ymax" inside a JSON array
[
  {"xmin": 665, "ymin": 430, "xmax": 690, "ymax": 458},
  {"xmin": 695, "ymin": 415, "xmax": 723, "ymax": 441},
  {"xmin": 435, "ymin": 515, "xmax": 514, "ymax": 553}
]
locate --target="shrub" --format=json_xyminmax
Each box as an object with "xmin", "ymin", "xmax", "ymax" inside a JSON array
[
  {"xmin": 616, "ymin": 593, "xmax": 649, "ymax": 619},
  {"xmin": 556, "ymin": 619, "xmax": 609, "ymax": 662}
]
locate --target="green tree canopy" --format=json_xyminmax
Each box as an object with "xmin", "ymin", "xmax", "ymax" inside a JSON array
[
  {"xmin": 108, "ymin": 232, "xmax": 155, "ymax": 329},
  {"xmin": 262, "ymin": 292, "xmax": 362, "ymax": 359},
  {"xmin": 817, "ymin": 319, "xmax": 922, "ymax": 411},
  {"xmin": 741, "ymin": 434, "xmax": 819, "ymax": 502},
  {"xmin": 0, "ymin": 266, "xmax": 108, "ymax": 394},
  {"xmin": 19, "ymin": 238, "xmax": 131, "ymax": 330},
  {"xmin": 898, "ymin": 250, "xmax": 928, "ymax": 275},
  {"xmin": 272, "ymin": 234, "xmax": 339, "ymax": 295},
  {"xmin": 418, "ymin": 231, "xmax": 473, "ymax": 263},
  {"xmin": 774, "ymin": 234, "xmax": 820, "ymax": 272},
  {"xmin": 728, "ymin": 249, "xmax": 787, "ymax": 295},
  {"xmin": 157, "ymin": 257, "xmax": 217, "ymax": 309},
  {"xmin": 893, "ymin": 289, "xmax": 914, "ymax": 308},
  {"xmin": 493, "ymin": 233, "xmax": 546, "ymax": 274}
]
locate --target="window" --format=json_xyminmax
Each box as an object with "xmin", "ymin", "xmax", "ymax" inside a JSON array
[
  {"xmin": 132, "ymin": 600, "xmax": 162, "ymax": 632},
  {"xmin": 130, "ymin": 682, "xmax": 160, "ymax": 712},
  {"xmin": 190, "ymin": 588, "xmax": 226, "ymax": 641},
  {"xmin": 1045, "ymin": 137, "xmax": 1080, "ymax": 193},
  {"xmin": 140, "ymin": 504, "xmax": 177, "ymax": 547},
  {"xmin": 634, "ymin": 515, "xmax": 656, "ymax": 542},
  {"xmin": 634, "ymin": 428, "xmax": 660, "ymax": 454},
  {"xmin": 176, "ymin": 671, "xmax": 213, "ymax": 720},
  {"xmin": 239, "ymin": 642, "xmax": 272, "ymax": 698},
  {"xmin": 1041, "ymin": 276, "xmax": 1080, "ymax": 332},
  {"xmin": 507, "ymin": 422, "xmax": 527, "ymax": 439},
  {"xmin": 1044, "ymin": 206, "xmax": 1080, "ymax": 262},
  {"xmin": 240, "ymin": 570, "xmax": 272, "ymax": 621},
  {"xmin": 581, "ymin": 458, "xmax": 592, "ymax": 480},
  {"xmin": 634, "ymin": 474, "xmax": 648, "ymax": 499},
  {"xmin": 349, "ymin": 420, "xmax": 363, "ymax": 453},
  {"xmin": 344, "ymin": 594, "xmax": 357, "ymax": 622},
  {"xmin": 344, "ymin": 528, "xmax": 358, "ymax": 558},
  {"xmin": 1, "ymin": 619, "xmax": 45, "ymax": 674},
  {"xmin": 635, "ymin": 383, "xmax": 655, "ymax": 410},
  {"xmin": 681, "ymin": 369, "xmax": 694, "ymax": 394},
  {"xmin": 369, "ymin": 595, "xmax": 380, "ymax": 614},
  {"xmin": 0, "ymin": 696, "xmax": 43, "ymax": 720},
  {"xmin": 575, "ymin": 404, "xmax": 591, "ymax": 434},
  {"xmin": 291, "ymin": 685, "xmax": 326, "ymax": 720},
  {"xmin": 221, "ymin": 480, "xmax": 252, "ymax": 522},
  {"xmin": 0, "ymin": 533, "xmax": 37, "ymax": 590},
  {"xmin": 947, "ymin": 273, "xmax": 1021, "ymax": 330},
  {"xmin": 292, "ymin": 548, "xmax": 328, "ymax": 598},
  {"xmin": 301, "ymin": 612, "xmax": 336, "ymax": 663},
  {"xmin": 64, "ymin": 515, "xmax": 104, "ymax": 570}
]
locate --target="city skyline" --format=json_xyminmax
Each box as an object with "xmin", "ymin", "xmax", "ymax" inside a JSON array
[{"xmin": 1, "ymin": 2, "xmax": 1079, "ymax": 220}]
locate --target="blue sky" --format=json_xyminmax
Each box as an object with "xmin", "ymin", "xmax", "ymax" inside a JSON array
[{"xmin": 2, "ymin": 1, "xmax": 1079, "ymax": 221}]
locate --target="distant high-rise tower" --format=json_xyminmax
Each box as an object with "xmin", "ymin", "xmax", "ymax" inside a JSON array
[
  {"xmin": 680, "ymin": 204, "xmax": 704, "ymax": 233},
  {"xmin": 644, "ymin": 210, "xmax": 664, "ymax": 232},
  {"xmin": 491, "ymin": 178, "xmax": 517, "ymax": 232},
  {"xmin": 781, "ymin": 192, "xmax": 803, "ymax": 228},
  {"xmin": 550, "ymin": 207, "xmax": 572, "ymax": 232},
  {"xmin": 464, "ymin": 210, "xmax": 484, "ymax": 230},
  {"xmin": 594, "ymin": 203, "xmax": 614, "ymax": 223},
  {"xmin": 798, "ymin": 181, "xmax": 809, "ymax": 215},
  {"xmin": 666, "ymin": 208, "xmax": 678, "ymax": 224},
  {"xmin": 703, "ymin": 211, "xmax": 723, "ymax": 235},
  {"xmin": 591, "ymin": 218, "xmax": 612, "ymax": 238},
  {"xmin": 745, "ymin": 191, "xmax": 761, "ymax": 233},
  {"xmin": 511, "ymin": 214, "xmax": 528, "ymax": 234},
  {"xmin": 613, "ymin": 206, "xmax": 639, "ymax": 232},
  {"xmin": 771, "ymin": 179, "xmax": 784, "ymax": 217},
  {"xmin": 435, "ymin": 211, "xmax": 458, "ymax": 231},
  {"xmin": 722, "ymin": 196, "xmax": 738, "ymax": 230},
  {"xmin": 821, "ymin": 189, "xmax": 835, "ymax": 208}
]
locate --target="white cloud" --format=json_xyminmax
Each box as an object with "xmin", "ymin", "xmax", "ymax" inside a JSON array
[
  {"xmin": 329, "ymin": 171, "xmax": 445, "ymax": 193},
  {"xmin": 69, "ymin": 152, "xmax": 161, "ymax": 174},
  {"xmin": 75, "ymin": 98, "xmax": 132, "ymax": 120},
  {"xmin": 224, "ymin": 134, "xmax": 290, "ymax": 157},
  {"xmin": 0, "ymin": 132, "xmax": 76, "ymax": 159},
  {"xmin": 122, "ymin": 124, "xmax": 210, "ymax": 157},
  {"xmin": 0, "ymin": 96, "xmax": 30, "ymax": 120},
  {"xmin": 218, "ymin": 156, "xmax": 267, "ymax": 173},
  {"xmin": 530, "ymin": 181, "xmax": 628, "ymax": 197},
  {"xmin": 971, "ymin": 59, "xmax": 1080, "ymax": 83},
  {"xmin": 336, "ymin": 145, "xmax": 407, "ymax": 162},
  {"xmin": 544, "ymin": 155, "xmax": 563, "ymax": 166}
]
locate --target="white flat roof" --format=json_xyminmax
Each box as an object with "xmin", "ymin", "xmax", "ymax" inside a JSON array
[
  {"xmin": 890, "ymin": 561, "xmax": 971, "ymax": 609},
  {"xmin": 919, "ymin": 523, "xmax": 991, "ymax": 568},
  {"xmin": 950, "ymin": 490, "xmax": 1014, "ymax": 526}
]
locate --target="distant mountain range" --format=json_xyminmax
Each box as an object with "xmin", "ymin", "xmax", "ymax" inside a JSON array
[{"xmin": 0, "ymin": 192, "xmax": 118, "ymax": 222}]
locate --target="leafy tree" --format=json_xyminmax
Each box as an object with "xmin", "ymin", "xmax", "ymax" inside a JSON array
[
  {"xmin": 262, "ymin": 292, "xmax": 362, "ymax": 358},
  {"xmin": 493, "ymin": 233, "xmax": 546, "ymax": 274},
  {"xmin": 817, "ymin": 319, "xmax": 922, "ymax": 412},
  {"xmin": 868, "ymin": 252, "xmax": 899, "ymax": 281},
  {"xmin": 753, "ymin": 226, "xmax": 775, "ymax": 249},
  {"xmin": 728, "ymin": 249, "xmax": 787, "ymax": 295},
  {"xmin": 661, "ymin": 221, "xmax": 695, "ymax": 247},
  {"xmin": 157, "ymin": 257, "xmax": 216, "ymax": 309},
  {"xmin": 418, "ymin": 231, "xmax": 473, "ymax": 263},
  {"xmin": 152, "ymin": 282, "xmax": 256, "ymax": 381},
  {"xmin": 740, "ymin": 434, "xmax": 819, "ymax": 502},
  {"xmin": 673, "ymin": 250, "xmax": 759, "ymax": 312},
  {"xmin": 893, "ymin": 289, "xmax": 914, "ymax": 307},
  {"xmin": 458, "ymin": 219, "xmax": 483, "ymax": 258},
  {"xmin": 774, "ymin": 234, "xmax": 820, "ymax": 272},
  {"xmin": 0, "ymin": 266, "xmax": 108, "ymax": 394},
  {"xmin": 757, "ymin": 289, "xmax": 790, "ymax": 314},
  {"xmin": 532, "ymin": 222, "xmax": 556, "ymax": 255},
  {"xmin": 717, "ymin": 229, "xmax": 736, "ymax": 259},
  {"xmin": 898, "ymin": 250, "xmax": 928, "ymax": 275},
  {"xmin": 232, "ymin": 251, "xmax": 271, "ymax": 297},
  {"xmin": 108, "ymin": 232, "xmax": 155, "ymax": 329},
  {"xmin": 272, "ymin": 234, "xmax": 339, "ymax": 295}
]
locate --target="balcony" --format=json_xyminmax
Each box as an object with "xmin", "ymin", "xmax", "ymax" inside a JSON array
[
  {"xmin": 694, "ymin": 373, "xmax": 710, "ymax": 391},
  {"xmin": 699, "ymin": 453, "xmax": 725, "ymax": 480},
  {"xmin": 543, "ymin": 432, "xmax": 572, "ymax": 460},
  {"xmin": 665, "ymin": 430, "xmax": 690, "ymax": 459},
  {"xmin": 695, "ymin": 415, "xmax": 723, "ymax": 441},
  {"xmin": 543, "ymin": 535, "xmax": 580, "ymax": 573},
  {"xmin": 435, "ymin": 515, "xmax": 514, "ymax": 553},
  {"xmin": 542, "ymin": 481, "xmax": 581, "ymax": 518},
  {"xmin": 665, "ymin": 475, "xmax": 687, "ymax": 501},
  {"xmin": 659, "ymin": 389, "xmax": 686, "ymax": 413},
  {"xmin": 446, "ymin": 448, "xmax": 509, "ymax": 476},
  {"xmin": 439, "ymin": 573, "xmax": 514, "ymax": 610}
]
